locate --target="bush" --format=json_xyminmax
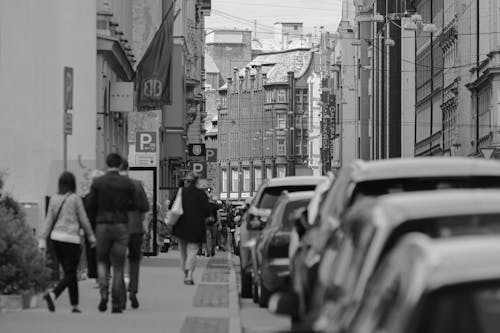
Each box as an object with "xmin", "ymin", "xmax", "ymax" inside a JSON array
[{"xmin": 0, "ymin": 175, "xmax": 51, "ymax": 294}]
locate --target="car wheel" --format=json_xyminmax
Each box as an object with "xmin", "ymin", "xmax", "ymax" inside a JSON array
[
  {"xmin": 252, "ymin": 278, "xmax": 259, "ymax": 303},
  {"xmin": 259, "ymin": 276, "xmax": 271, "ymax": 308},
  {"xmin": 240, "ymin": 268, "xmax": 252, "ymax": 298}
]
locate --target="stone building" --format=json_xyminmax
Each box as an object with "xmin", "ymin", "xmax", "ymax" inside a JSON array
[{"xmin": 217, "ymin": 48, "xmax": 314, "ymax": 201}]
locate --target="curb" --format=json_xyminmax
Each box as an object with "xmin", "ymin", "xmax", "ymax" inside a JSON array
[{"xmin": 227, "ymin": 252, "xmax": 243, "ymax": 333}]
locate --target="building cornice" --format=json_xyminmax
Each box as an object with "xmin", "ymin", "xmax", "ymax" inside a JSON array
[{"xmin": 97, "ymin": 35, "xmax": 134, "ymax": 81}]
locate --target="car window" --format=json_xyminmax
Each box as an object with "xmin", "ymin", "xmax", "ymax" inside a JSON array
[
  {"xmin": 350, "ymin": 177, "xmax": 500, "ymax": 204},
  {"xmin": 379, "ymin": 213, "xmax": 500, "ymax": 265},
  {"xmin": 279, "ymin": 199, "xmax": 310, "ymax": 229},
  {"xmin": 412, "ymin": 280, "xmax": 500, "ymax": 333},
  {"xmin": 257, "ymin": 185, "xmax": 317, "ymax": 209}
]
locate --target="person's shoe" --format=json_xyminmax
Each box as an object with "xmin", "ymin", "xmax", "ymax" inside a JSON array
[
  {"xmin": 111, "ymin": 307, "xmax": 123, "ymax": 314},
  {"xmin": 98, "ymin": 297, "xmax": 108, "ymax": 312},
  {"xmin": 184, "ymin": 279, "xmax": 195, "ymax": 285},
  {"xmin": 43, "ymin": 292, "xmax": 55, "ymax": 312},
  {"xmin": 71, "ymin": 308, "xmax": 82, "ymax": 313},
  {"xmin": 130, "ymin": 293, "xmax": 139, "ymax": 309}
]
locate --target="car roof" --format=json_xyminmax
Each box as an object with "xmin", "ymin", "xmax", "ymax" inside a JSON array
[
  {"xmin": 264, "ymin": 176, "xmax": 328, "ymax": 187},
  {"xmin": 345, "ymin": 157, "xmax": 500, "ymax": 182},
  {"xmin": 284, "ymin": 191, "xmax": 315, "ymax": 201},
  {"xmin": 347, "ymin": 189, "xmax": 500, "ymax": 228},
  {"xmin": 396, "ymin": 234, "xmax": 500, "ymax": 291}
]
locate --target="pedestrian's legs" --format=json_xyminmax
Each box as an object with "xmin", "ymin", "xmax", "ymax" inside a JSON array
[
  {"xmin": 185, "ymin": 242, "xmax": 199, "ymax": 283},
  {"xmin": 220, "ymin": 225, "xmax": 228, "ymax": 251},
  {"xmin": 178, "ymin": 238, "xmax": 188, "ymax": 277},
  {"xmin": 96, "ymin": 224, "xmax": 113, "ymax": 307},
  {"xmin": 51, "ymin": 241, "xmax": 81, "ymax": 310},
  {"xmin": 128, "ymin": 233, "xmax": 142, "ymax": 308},
  {"xmin": 109, "ymin": 224, "xmax": 129, "ymax": 312}
]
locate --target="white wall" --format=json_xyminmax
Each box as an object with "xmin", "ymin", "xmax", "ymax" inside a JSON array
[
  {"xmin": 401, "ymin": 18, "xmax": 416, "ymax": 158},
  {"xmin": 0, "ymin": 0, "xmax": 97, "ymax": 232}
]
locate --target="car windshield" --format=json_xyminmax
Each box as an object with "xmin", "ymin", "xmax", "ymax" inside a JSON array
[
  {"xmin": 350, "ymin": 177, "xmax": 500, "ymax": 205},
  {"xmin": 280, "ymin": 199, "xmax": 310, "ymax": 229},
  {"xmin": 258, "ymin": 185, "xmax": 318, "ymax": 209},
  {"xmin": 413, "ymin": 279, "xmax": 500, "ymax": 333}
]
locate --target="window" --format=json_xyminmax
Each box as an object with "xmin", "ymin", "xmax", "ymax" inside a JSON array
[
  {"xmin": 222, "ymin": 169, "xmax": 228, "ymax": 192},
  {"xmin": 277, "ymin": 114, "xmax": 286, "ymax": 128},
  {"xmin": 243, "ymin": 168, "xmax": 250, "ymax": 192},
  {"xmin": 266, "ymin": 166, "xmax": 273, "ymax": 180},
  {"xmin": 254, "ymin": 167, "xmax": 262, "ymax": 190},
  {"xmin": 231, "ymin": 169, "xmax": 239, "ymax": 193},
  {"xmin": 277, "ymin": 165, "xmax": 286, "ymax": 178},
  {"xmin": 277, "ymin": 89, "xmax": 287, "ymax": 102},
  {"xmin": 277, "ymin": 138, "xmax": 286, "ymax": 155}
]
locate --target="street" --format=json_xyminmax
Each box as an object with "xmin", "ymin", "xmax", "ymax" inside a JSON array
[{"xmin": 0, "ymin": 250, "xmax": 289, "ymax": 333}]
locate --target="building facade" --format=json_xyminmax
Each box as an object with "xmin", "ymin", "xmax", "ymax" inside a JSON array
[{"xmin": 217, "ymin": 49, "xmax": 314, "ymax": 201}]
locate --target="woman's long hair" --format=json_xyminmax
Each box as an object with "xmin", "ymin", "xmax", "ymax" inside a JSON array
[{"xmin": 58, "ymin": 171, "xmax": 76, "ymax": 194}]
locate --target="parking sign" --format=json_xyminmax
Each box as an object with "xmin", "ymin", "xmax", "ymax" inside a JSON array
[
  {"xmin": 136, "ymin": 131, "xmax": 157, "ymax": 152},
  {"xmin": 190, "ymin": 161, "xmax": 207, "ymax": 178}
]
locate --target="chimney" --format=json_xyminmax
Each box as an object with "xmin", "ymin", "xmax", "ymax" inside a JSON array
[
  {"xmin": 245, "ymin": 66, "xmax": 250, "ymax": 91},
  {"xmin": 233, "ymin": 67, "xmax": 239, "ymax": 87},
  {"xmin": 239, "ymin": 75, "xmax": 244, "ymax": 93},
  {"xmin": 227, "ymin": 77, "xmax": 233, "ymax": 93},
  {"xmin": 255, "ymin": 64, "xmax": 262, "ymax": 89},
  {"xmin": 250, "ymin": 74, "xmax": 256, "ymax": 90}
]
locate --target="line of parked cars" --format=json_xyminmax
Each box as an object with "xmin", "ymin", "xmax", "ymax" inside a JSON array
[{"xmin": 237, "ymin": 157, "xmax": 500, "ymax": 332}]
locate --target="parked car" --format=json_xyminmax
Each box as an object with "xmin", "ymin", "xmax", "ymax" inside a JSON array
[
  {"xmin": 312, "ymin": 190, "xmax": 500, "ymax": 332},
  {"xmin": 239, "ymin": 176, "xmax": 327, "ymax": 298},
  {"xmin": 348, "ymin": 233, "xmax": 500, "ymax": 333},
  {"xmin": 250, "ymin": 191, "xmax": 314, "ymax": 307},
  {"xmin": 271, "ymin": 157, "xmax": 500, "ymax": 329}
]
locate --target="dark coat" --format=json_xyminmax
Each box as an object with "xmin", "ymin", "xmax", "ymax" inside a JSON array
[
  {"xmin": 172, "ymin": 185, "xmax": 209, "ymax": 243},
  {"xmin": 85, "ymin": 171, "xmax": 136, "ymax": 224}
]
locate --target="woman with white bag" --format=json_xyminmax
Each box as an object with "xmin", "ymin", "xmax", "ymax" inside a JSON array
[{"xmin": 166, "ymin": 172, "xmax": 209, "ymax": 285}]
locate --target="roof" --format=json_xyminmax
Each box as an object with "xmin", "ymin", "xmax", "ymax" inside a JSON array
[
  {"xmin": 204, "ymin": 53, "xmax": 220, "ymax": 74},
  {"xmin": 396, "ymin": 234, "xmax": 500, "ymax": 291},
  {"xmin": 346, "ymin": 157, "xmax": 500, "ymax": 182},
  {"xmin": 284, "ymin": 191, "xmax": 315, "ymax": 201},
  {"xmin": 352, "ymin": 190, "xmax": 500, "ymax": 228},
  {"xmin": 266, "ymin": 176, "xmax": 328, "ymax": 188},
  {"xmin": 236, "ymin": 49, "xmax": 312, "ymax": 84}
]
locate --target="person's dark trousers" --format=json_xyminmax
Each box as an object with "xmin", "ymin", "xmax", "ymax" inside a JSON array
[
  {"xmin": 52, "ymin": 240, "xmax": 82, "ymax": 306},
  {"xmin": 96, "ymin": 223, "xmax": 129, "ymax": 311},
  {"xmin": 127, "ymin": 233, "xmax": 143, "ymax": 295},
  {"xmin": 217, "ymin": 224, "xmax": 228, "ymax": 250},
  {"xmin": 205, "ymin": 224, "xmax": 217, "ymax": 256}
]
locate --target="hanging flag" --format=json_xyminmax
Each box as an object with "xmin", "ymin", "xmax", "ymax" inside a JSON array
[{"xmin": 135, "ymin": 1, "xmax": 174, "ymax": 109}]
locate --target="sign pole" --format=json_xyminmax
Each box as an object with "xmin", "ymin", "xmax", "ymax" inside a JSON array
[{"xmin": 63, "ymin": 110, "xmax": 67, "ymax": 171}]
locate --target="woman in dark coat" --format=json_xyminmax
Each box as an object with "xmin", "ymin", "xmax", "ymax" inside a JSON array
[{"xmin": 172, "ymin": 172, "xmax": 209, "ymax": 285}]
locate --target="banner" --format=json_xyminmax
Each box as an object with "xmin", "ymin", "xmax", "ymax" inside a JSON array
[{"xmin": 135, "ymin": 2, "xmax": 174, "ymax": 109}]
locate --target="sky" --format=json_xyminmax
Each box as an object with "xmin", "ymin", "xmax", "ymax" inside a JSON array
[{"xmin": 205, "ymin": 0, "xmax": 343, "ymax": 39}]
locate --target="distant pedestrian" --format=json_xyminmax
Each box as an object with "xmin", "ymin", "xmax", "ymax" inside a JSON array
[
  {"xmin": 39, "ymin": 171, "xmax": 96, "ymax": 313},
  {"xmin": 205, "ymin": 196, "xmax": 219, "ymax": 257},
  {"xmin": 119, "ymin": 159, "xmax": 149, "ymax": 309},
  {"xmin": 172, "ymin": 172, "xmax": 209, "ymax": 285},
  {"xmin": 85, "ymin": 153, "xmax": 137, "ymax": 313},
  {"xmin": 83, "ymin": 169, "xmax": 105, "ymax": 283}
]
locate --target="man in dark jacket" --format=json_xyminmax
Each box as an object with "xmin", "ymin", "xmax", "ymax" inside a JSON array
[
  {"xmin": 119, "ymin": 160, "xmax": 149, "ymax": 309},
  {"xmin": 86, "ymin": 153, "xmax": 136, "ymax": 313},
  {"xmin": 172, "ymin": 172, "xmax": 209, "ymax": 284}
]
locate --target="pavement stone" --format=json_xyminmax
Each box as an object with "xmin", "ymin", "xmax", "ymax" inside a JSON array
[{"xmin": 0, "ymin": 250, "xmax": 242, "ymax": 333}]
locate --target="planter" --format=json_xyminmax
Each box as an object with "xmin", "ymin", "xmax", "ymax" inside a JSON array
[{"xmin": 0, "ymin": 293, "xmax": 40, "ymax": 311}]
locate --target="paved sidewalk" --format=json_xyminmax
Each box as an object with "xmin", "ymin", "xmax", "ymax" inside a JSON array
[{"xmin": 0, "ymin": 250, "xmax": 241, "ymax": 333}]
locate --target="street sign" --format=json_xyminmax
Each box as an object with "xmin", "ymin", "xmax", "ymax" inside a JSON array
[
  {"xmin": 110, "ymin": 82, "xmax": 134, "ymax": 112},
  {"xmin": 188, "ymin": 144, "xmax": 206, "ymax": 158},
  {"xmin": 206, "ymin": 148, "xmax": 217, "ymax": 162},
  {"xmin": 64, "ymin": 67, "xmax": 73, "ymax": 110},
  {"xmin": 64, "ymin": 112, "xmax": 73, "ymax": 135},
  {"xmin": 136, "ymin": 131, "xmax": 157, "ymax": 152},
  {"xmin": 189, "ymin": 161, "xmax": 207, "ymax": 178},
  {"xmin": 480, "ymin": 148, "xmax": 496, "ymax": 159}
]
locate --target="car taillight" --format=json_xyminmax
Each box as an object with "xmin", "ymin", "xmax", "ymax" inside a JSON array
[{"xmin": 268, "ymin": 232, "xmax": 290, "ymax": 258}]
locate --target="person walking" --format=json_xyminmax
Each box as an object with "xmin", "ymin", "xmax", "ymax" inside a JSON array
[
  {"xmin": 172, "ymin": 172, "xmax": 209, "ymax": 285},
  {"xmin": 119, "ymin": 159, "xmax": 149, "ymax": 309},
  {"xmin": 85, "ymin": 153, "xmax": 137, "ymax": 313},
  {"xmin": 205, "ymin": 196, "xmax": 219, "ymax": 257},
  {"xmin": 39, "ymin": 171, "xmax": 96, "ymax": 313}
]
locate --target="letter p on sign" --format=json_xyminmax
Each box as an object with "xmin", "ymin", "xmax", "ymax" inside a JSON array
[{"xmin": 136, "ymin": 131, "xmax": 157, "ymax": 152}]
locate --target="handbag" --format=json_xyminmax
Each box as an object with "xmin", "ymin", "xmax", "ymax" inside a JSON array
[{"xmin": 165, "ymin": 188, "xmax": 183, "ymax": 227}]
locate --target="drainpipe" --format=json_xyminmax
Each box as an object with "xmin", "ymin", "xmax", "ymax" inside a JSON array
[{"xmin": 475, "ymin": 0, "xmax": 480, "ymax": 153}]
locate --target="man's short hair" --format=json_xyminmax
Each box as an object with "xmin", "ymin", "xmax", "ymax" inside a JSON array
[
  {"xmin": 106, "ymin": 153, "xmax": 123, "ymax": 168},
  {"xmin": 119, "ymin": 159, "xmax": 129, "ymax": 171}
]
